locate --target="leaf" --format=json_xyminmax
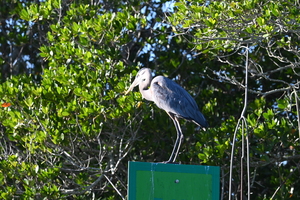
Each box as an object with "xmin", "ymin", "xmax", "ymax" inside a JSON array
[
  {"xmin": 117, "ymin": 81, "xmax": 125, "ymax": 91},
  {"xmin": 247, "ymin": 115, "xmax": 256, "ymax": 127},
  {"xmin": 20, "ymin": 9, "xmax": 30, "ymax": 21},
  {"xmin": 61, "ymin": 111, "xmax": 69, "ymax": 117},
  {"xmin": 24, "ymin": 97, "xmax": 34, "ymax": 107},
  {"xmin": 204, "ymin": 18, "xmax": 216, "ymax": 27},
  {"xmin": 183, "ymin": 20, "xmax": 193, "ymax": 28},
  {"xmin": 265, "ymin": 9, "xmax": 271, "ymax": 17},
  {"xmin": 257, "ymin": 17, "xmax": 265, "ymax": 26},
  {"xmin": 1, "ymin": 102, "xmax": 11, "ymax": 107},
  {"xmin": 277, "ymin": 99, "xmax": 288, "ymax": 109},
  {"xmin": 174, "ymin": 2, "xmax": 186, "ymax": 11},
  {"xmin": 271, "ymin": 6, "xmax": 279, "ymax": 16},
  {"xmin": 245, "ymin": 27, "xmax": 253, "ymax": 33},
  {"xmin": 35, "ymin": 165, "xmax": 39, "ymax": 173}
]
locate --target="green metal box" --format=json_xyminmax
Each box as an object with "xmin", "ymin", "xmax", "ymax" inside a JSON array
[{"xmin": 128, "ymin": 161, "xmax": 220, "ymax": 200}]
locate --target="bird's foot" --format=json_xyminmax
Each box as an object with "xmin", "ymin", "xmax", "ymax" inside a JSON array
[{"xmin": 160, "ymin": 160, "xmax": 180, "ymax": 164}]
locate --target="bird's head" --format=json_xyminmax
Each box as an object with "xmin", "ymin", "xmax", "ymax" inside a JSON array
[{"xmin": 125, "ymin": 68, "xmax": 152, "ymax": 94}]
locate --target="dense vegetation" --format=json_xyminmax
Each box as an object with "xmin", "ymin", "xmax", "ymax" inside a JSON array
[{"xmin": 0, "ymin": 0, "xmax": 299, "ymax": 199}]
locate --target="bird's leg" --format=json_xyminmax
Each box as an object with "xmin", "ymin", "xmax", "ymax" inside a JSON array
[{"xmin": 165, "ymin": 115, "xmax": 184, "ymax": 163}]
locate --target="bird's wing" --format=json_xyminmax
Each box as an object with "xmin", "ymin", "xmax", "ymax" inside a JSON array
[{"xmin": 151, "ymin": 76, "xmax": 208, "ymax": 128}]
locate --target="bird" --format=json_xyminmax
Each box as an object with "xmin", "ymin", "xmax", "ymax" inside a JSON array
[{"xmin": 125, "ymin": 68, "xmax": 208, "ymax": 163}]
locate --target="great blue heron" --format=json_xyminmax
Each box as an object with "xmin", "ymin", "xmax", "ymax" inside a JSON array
[{"xmin": 125, "ymin": 68, "xmax": 208, "ymax": 163}]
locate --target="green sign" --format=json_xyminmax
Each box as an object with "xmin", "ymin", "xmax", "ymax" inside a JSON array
[{"xmin": 128, "ymin": 162, "xmax": 220, "ymax": 200}]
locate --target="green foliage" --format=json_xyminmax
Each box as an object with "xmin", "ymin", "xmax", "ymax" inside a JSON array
[{"xmin": 0, "ymin": 0, "xmax": 300, "ymax": 199}]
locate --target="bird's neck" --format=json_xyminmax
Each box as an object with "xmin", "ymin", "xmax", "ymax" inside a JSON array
[{"xmin": 139, "ymin": 82, "xmax": 154, "ymax": 102}]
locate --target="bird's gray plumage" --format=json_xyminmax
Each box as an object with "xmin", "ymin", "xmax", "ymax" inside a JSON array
[
  {"xmin": 151, "ymin": 76, "xmax": 208, "ymax": 128},
  {"xmin": 125, "ymin": 68, "xmax": 208, "ymax": 163}
]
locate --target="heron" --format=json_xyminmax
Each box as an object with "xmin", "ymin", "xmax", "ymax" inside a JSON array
[{"xmin": 125, "ymin": 68, "xmax": 208, "ymax": 163}]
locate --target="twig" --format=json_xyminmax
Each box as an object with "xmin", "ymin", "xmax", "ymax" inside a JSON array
[
  {"xmin": 61, "ymin": 174, "xmax": 105, "ymax": 195},
  {"xmin": 292, "ymin": 86, "xmax": 300, "ymax": 139},
  {"xmin": 104, "ymin": 174, "xmax": 125, "ymax": 200},
  {"xmin": 221, "ymin": 167, "xmax": 225, "ymax": 200},
  {"xmin": 229, "ymin": 46, "xmax": 250, "ymax": 200},
  {"xmin": 270, "ymin": 163, "xmax": 300, "ymax": 199}
]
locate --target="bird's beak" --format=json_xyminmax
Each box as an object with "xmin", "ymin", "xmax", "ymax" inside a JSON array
[{"xmin": 125, "ymin": 78, "xmax": 139, "ymax": 95}]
